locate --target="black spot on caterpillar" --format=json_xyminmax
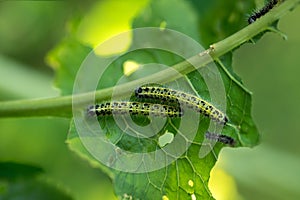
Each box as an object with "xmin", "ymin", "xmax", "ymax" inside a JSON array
[
  {"xmin": 87, "ymin": 101, "xmax": 183, "ymax": 118},
  {"xmin": 248, "ymin": 0, "xmax": 280, "ymax": 24},
  {"xmin": 205, "ymin": 132, "xmax": 235, "ymax": 146},
  {"xmin": 135, "ymin": 86, "xmax": 228, "ymax": 125}
]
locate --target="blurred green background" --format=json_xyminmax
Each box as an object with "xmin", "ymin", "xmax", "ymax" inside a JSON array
[
  {"xmin": 217, "ymin": 4, "xmax": 300, "ymax": 200},
  {"xmin": 0, "ymin": 1, "xmax": 299, "ymax": 200}
]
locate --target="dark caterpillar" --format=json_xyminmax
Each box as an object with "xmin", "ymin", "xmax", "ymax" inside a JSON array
[
  {"xmin": 205, "ymin": 132, "xmax": 235, "ymax": 146},
  {"xmin": 87, "ymin": 101, "xmax": 183, "ymax": 118},
  {"xmin": 135, "ymin": 86, "xmax": 228, "ymax": 125},
  {"xmin": 248, "ymin": 0, "xmax": 280, "ymax": 24}
]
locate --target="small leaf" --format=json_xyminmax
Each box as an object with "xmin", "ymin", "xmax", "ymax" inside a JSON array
[
  {"xmin": 0, "ymin": 162, "xmax": 72, "ymax": 200},
  {"xmin": 0, "ymin": 162, "xmax": 43, "ymax": 181},
  {"xmin": 189, "ymin": 0, "xmax": 256, "ymax": 46},
  {"xmin": 0, "ymin": 180, "xmax": 72, "ymax": 200},
  {"xmin": 46, "ymin": 38, "xmax": 92, "ymax": 95}
]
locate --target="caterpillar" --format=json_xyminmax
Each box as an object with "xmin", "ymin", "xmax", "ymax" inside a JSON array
[
  {"xmin": 205, "ymin": 132, "xmax": 235, "ymax": 146},
  {"xmin": 248, "ymin": 0, "xmax": 280, "ymax": 24},
  {"xmin": 135, "ymin": 86, "xmax": 228, "ymax": 125},
  {"xmin": 87, "ymin": 101, "xmax": 183, "ymax": 118}
]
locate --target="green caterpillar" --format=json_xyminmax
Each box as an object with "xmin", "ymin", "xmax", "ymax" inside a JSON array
[
  {"xmin": 87, "ymin": 101, "xmax": 183, "ymax": 118},
  {"xmin": 135, "ymin": 86, "xmax": 228, "ymax": 124}
]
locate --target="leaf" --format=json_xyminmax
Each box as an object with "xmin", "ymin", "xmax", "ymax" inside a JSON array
[
  {"xmin": 68, "ymin": 118, "xmax": 221, "ymax": 199},
  {"xmin": 48, "ymin": 0, "xmax": 261, "ymax": 199},
  {"xmin": 0, "ymin": 180, "xmax": 73, "ymax": 200},
  {"xmin": 132, "ymin": 0, "xmax": 200, "ymax": 42},
  {"xmin": 46, "ymin": 38, "xmax": 93, "ymax": 95},
  {"xmin": 76, "ymin": 0, "xmax": 150, "ymax": 49},
  {"xmin": 188, "ymin": 0, "xmax": 256, "ymax": 46},
  {"xmin": 0, "ymin": 162, "xmax": 43, "ymax": 181},
  {"xmin": 0, "ymin": 162, "xmax": 72, "ymax": 200}
]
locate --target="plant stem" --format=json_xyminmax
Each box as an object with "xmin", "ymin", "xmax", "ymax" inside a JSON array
[{"xmin": 0, "ymin": 0, "xmax": 299, "ymax": 118}]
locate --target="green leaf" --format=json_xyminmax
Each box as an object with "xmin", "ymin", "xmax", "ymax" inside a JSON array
[
  {"xmin": 67, "ymin": 119, "xmax": 221, "ymax": 199},
  {"xmin": 132, "ymin": 0, "xmax": 200, "ymax": 42},
  {"xmin": 48, "ymin": 0, "xmax": 262, "ymax": 199},
  {"xmin": 188, "ymin": 0, "xmax": 256, "ymax": 46},
  {"xmin": 0, "ymin": 162, "xmax": 72, "ymax": 200},
  {"xmin": 46, "ymin": 38, "xmax": 93, "ymax": 95},
  {"xmin": 0, "ymin": 180, "xmax": 72, "ymax": 200},
  {"xmin": 0, "ymin": 162, "xmax": 43, "ymax": 181}
]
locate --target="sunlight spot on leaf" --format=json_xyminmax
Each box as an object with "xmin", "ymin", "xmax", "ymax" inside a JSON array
[
  {"xmin": 122, "ymin": 193, "xmax": 133, "ymax": 200},
  {"xmin": 93, "ymin": 31, "xmax": 132, "ymax": 56},
  {"xmin": 188, "ymin": 179, "xmax": 194, "ymax": 187},
  {"xmin": 159, "ymin": 21, "xmax": 167, "ymax": 30},
  {"xmin": 123, "ymin": 60, "xmax": 140, "ymax": 76},
  {"xmin": 46, "ymin": 55, "xmax": 60, "ymax": 69},
  {"xmin": 76, "ymin": 0, "xmax": 150, "ymax": 56},
  {"xmin": 162, "ymin": 195, "xmax": 169, "ymax": 200}
]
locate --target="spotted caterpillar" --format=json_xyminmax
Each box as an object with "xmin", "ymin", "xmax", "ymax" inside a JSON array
[
  {"xmin": 87, "ymin": 101, "xmax": 183, "ymax": 118},
  {"xmin": 135, "ymin": 86, "xmax": 228, "ymax": 124}
]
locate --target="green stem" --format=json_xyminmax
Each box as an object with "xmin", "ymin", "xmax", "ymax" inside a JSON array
[{"xmin": 0, "ymin": 0, "xmax": 299, "ymax": 118}]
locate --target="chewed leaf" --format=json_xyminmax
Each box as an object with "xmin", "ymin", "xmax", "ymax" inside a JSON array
[
  {"xmin": 66, "ymin": 41, "xmax": 258, "ymax": 200},
  {"xmin": 68, "ymin": 117, "xmax": 219, "ymax": 199},
  {"xmin": 49, "ymin": 0, "xmax": 261, "ymax": 199}
]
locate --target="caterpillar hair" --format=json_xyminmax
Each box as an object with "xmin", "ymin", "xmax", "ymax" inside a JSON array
[{"xmin": 248, "ymin": 0, "xmax": 280, "ymax": 24}]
